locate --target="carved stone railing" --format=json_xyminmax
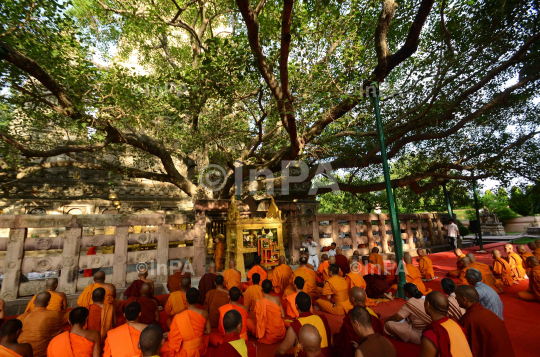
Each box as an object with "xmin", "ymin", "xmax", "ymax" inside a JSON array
[
  {"xmin": 0, "ymin": 213, "xmax": 206, "ymax": 301},
  {"xmin": 287, "ymin": 213, "xmax": 450, "ymax": 264}
]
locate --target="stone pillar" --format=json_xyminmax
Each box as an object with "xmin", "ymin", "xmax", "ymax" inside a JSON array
[
  {"xmin": 156, "ymin": 225, "xmax": 170, "ymax": 285},
  {"xmin": 331, "ymin": 219, "xmax": 339, "ymax": 245},
  {"xmin": 0, "ymin": 228, "xmax": 26, "ymax": 300},
  {"xmin": 112, "ymin": 226, "xmax": 129, "ymax": 289},
  {"xmin": 426, "ymin": 214, "xmax": 436, "ymax": 246},
  {"xmin": 405, "ymin": 216, "xmax": 415, "ymax": 250},
  {"xmin": 378, "ymin": 214, "xmax": 389, "ymax": 253},
  {"xmin": 192, "ymin": 213, "xmax": 206, "ymax": 277},
  {"xmin": 59, "ymin": 226, "xmax": 83, "ymax": 294},
  {"xmin": 435, "ymin": 215, "xmax": 444, "ymax": 245},
  {"xmin": 289, "ymin": 217, "xmax": 299, "ymax": 264},
  {"xmin": 414, "ymin": 215, "xmax": 424, "ymax": 248},
  {"xmin": 364, "ymin": 218, "xmax": 375, "ymax": 252},
  {"xmin": 349, "ymin": 218, "xmax": 357, "ymax": 253},
  {"xmin": 312, "ymin": 220, "xmax": 319, "ymax": 259}
]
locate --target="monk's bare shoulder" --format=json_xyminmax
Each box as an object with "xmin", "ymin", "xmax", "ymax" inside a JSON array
[
  {"xmin": 85, "ymin": 329, "xmax": 101, "ymax": 344},
  {"xmin": 268, "ymin": 295, "xmax": 282, "ymax": 306},
  {"xmin": 54, "ymin": 291, "xmax": 67, "ymax": 299},
  {"xmin": 233, "ymin": 302, "xmax": 248, "ymax": 312},
  {"xmin": 13, "ymin": 342, "xmax": 33, "ymax": 357},
  {"xmin": 193, "ymin": 307, "xmax": 209, "ymax": 319}
]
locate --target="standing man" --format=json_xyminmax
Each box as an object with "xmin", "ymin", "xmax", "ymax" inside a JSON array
[
  {"xmin": 214, "ymin": 236, "xmax": 225, "ymax": 272},
  {"xmin": 445, "ymin": 219, "xmax": 459, "ymax": 249},
  {"xmin": 328, "ymin": 243, "xmax": 337, "ymax": 257},
  {"xmin": 302, "ymin": 236, "xmax": 319, "ymax": 269}
]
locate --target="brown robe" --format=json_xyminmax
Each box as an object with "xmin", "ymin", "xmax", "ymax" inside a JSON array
[
  {"xmin": 198, "ymin": 273, "xmax": 218, "ymax": 305},
  {"xmin": 203, "ymin": 289, "xmax": 230, "ymax": 328}
]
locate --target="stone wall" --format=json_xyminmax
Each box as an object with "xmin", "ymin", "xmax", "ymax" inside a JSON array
[{"xmin": 0, "ymin": 213, "xmax": 206, "ymax": 301}]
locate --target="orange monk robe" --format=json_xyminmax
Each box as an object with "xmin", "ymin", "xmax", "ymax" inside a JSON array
[
  {"xmin": 167, "ymin": 310, "xmax": 209, "ymax": 357},
  {"xmin": 77, "ymin": 283, "xmax": 115, "ymax": 308},
  {"xmin": 104, "ymin": 324, "xmax": 142, "ymax": 357},
  {"xmin": 25, "ymin": 291, "xmax": 65, "ymax": 312},
  {"xmin": 521, "ymin": 252, "xmax": 534, "ymax": 273},
  {"xmin": 0, "ymin": 345, "xmax": 23, "ymax": 357},
  {"xmin": 254, "ymin": 298, "xmax": 286, "ymax": 344},
  {"xmin": 507, "ymin": 252, "xmax": 527, "ymax": 281},
  {"xmin": 243, "ymin": 285, "xmax": 264, "ymax": 317},
  {"xmin": 391, "ymin": 264, "xmax": 431, "ymax": 295},
  {"xmin": 344, "ymin": 272, "xmax": 377, "ymax": 307},
  {"xmin": 493, "ymin": 258, "xmax": 515, "ymax": 286},
  {"xmin": 214, "ymin": 241, "xmax": 225, "ymax": 271},
  {"xmin": 241, "ymin": 266, "xmax": 268, "ymax": 291},
  {"xmin": 358, "ymin": 263, "xmax": 379, "ymax": 276},
  {"xmin": 534, "ymin": 248, "xmax": 540, "ymax": 260},
  {"xmin": 86, "ymin": 303, "xmax": 115, "ymax": 342},
  {"xmin": 47, "ymin": 332, "xmax": 94, "ymax": 357},
  {"xmin": 17, "ymin": 307, "xmax": 64, "ymax": 357},
  {"xmin": 223, "ymin": 269, "xmax": 242, "ymax": 291},
  {"xmin": 368, "ymin": 253, "xmax": 385, "ymax": 273},
  {"xmin": 126, "ymin": 296, "xmax": 158, "ymax": 324},
  {"xmin": 316, "ymin": 276, "xmax": 354, "ymax": 315},
  {"xmin": 322, "ymin": 266, "xmax": 343, "ymax": 282},
  {"xmin": 218, "ymin": 304, "xmax": 248, "ymax": 340},
  {"xmin": 518, "ymin": 265, "xmax": 540, "ymax": 302},
  {"xmin": 283, "ymin": 267, "xmax": 319, "ymax": 302},
  {"xmin": 317, "ymin": 261, "xmax": 329, "ymax": 283},
  {"xmin": 164, "ymin": 291, "xmax": 188, "ymax": 317},
  {"xmin": 284, "ymin": 292, "xmax": 300, "ymax": 318},
  {"xmin": 272, "ymin": 264, "xmax": 293, "ymax": 294},
  {"xmin": 306, "ymin": 263, "xmax": 315, "ymax": 270},
  {"xmin": 167, "ymin": 272, "xmax": 191, "ymax": 293},
  {"xmin": 386, "ymin": 262, "xmax": 397, "ymax": 283},
  {"xmin": 418, "ymin": 256, "xmax": 435, "ymax": 279},
  {"xmin": 470, "ymin": 262, "xmax": 502, "ymax": 293},
  {"xmin": 447, "ymin": 254, "xmax": 466, "ymax": 277},
  {"xmin": 457, "ymin": 267, "xmax": 471, "ymax": 286},
  {"xmin": 203, "ymin": 289, "xmax": 230, "ymax": 328}
]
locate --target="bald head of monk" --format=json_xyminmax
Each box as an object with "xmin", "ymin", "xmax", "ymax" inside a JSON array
[
  {"xmin": 454, "ymin": 248, "xmax": 463, "ymax": 257},
  {"xmin": 294, "ymin": 276, "xmax": 305, "ymax": 291},
  {"xmin": 279, "ymin": 255, "xmax": 286, "ymax": 265},
  {"xmin": 252, "ymin": 273, "xmax": 261, "ymax": 285},
  {"xmin": 336, "ymin": 247, "xmax": 342, "ymax": 255},
  {"xmin": 298, "ymin": 324, "xmax": 322, "ymax": 356},
  {"xmin": 424, "ymin": 291, "xmax": 449, "ymax": 320},
  {"xmin": 69, "ymin": 307, "xmax": 89, "ymax": 326},
  {"xmin": 536, "ymin": 239, "xmax": 540, "ymax": 247},
  {"xmin": 34, "ymin": 291, "xmax": 51, "ymax": 308},
  {"xmin": 491, "ymin": 249, "xmax": 502, "ymax": 259},
  {"xmin": 138, "ymin": 271, "xmax": 148, "ymax": 279},
  {"xmin": 389, "ymin": 254, "xmax": 396, "ymax": 262},
  {"xmin": 1, "ymin": 319, "xmax": 23, "ymax": 342},
  {"xmin": 92, "ymin": 287, "xmax": 106, "ymax": 303},
  {"xmin": 328, "ymin": 256, "xmax": 336, "ymax": 265},
  {"xmin": 181, "ymin": 276, "xmax": 191, "ymax": 290},
  {"xmin": 229, "ymin": 259, "xmax": 236, "ymax": 268},
  {"xmin": 262, "ymin": 279, "xmax": 273, "ymax": 294},
  {"xmin": 349, "ymin": 286, "xmax": 367, "ymax": 307},
  {"xmin": 94, "ymin": 271, "xmax": 106, "ymax": 282},
  {"xmin": 295, "ymin": 291, "xmax": 312, "ymax": 314},
  {"xmin": 223, "ymin": 309, "xmax": 242, "ymax": 334},
  {"xmin": 254, "ymin": 255, "xmax": 262, "ymax": 266},
  {"xmin": 328, "ymin": 264, "xmax": 339, "ymax": 277},
  {"xmin": 321, "ymin": 254, "xmax": 328, "ymax": 262},
  {"xmin": 417, "ymin": 249, "xmax": 425, "ymax": 257},
  {"xmin": 465, "ymin": 252, "xmax": 477, "ymax": 263},
  {"xmin": 45, "ymin": 278, "xmax": 59, "ymax": 291},
  {"xmin": 528, "ymin": 242, "xmax": 537, "ymax": 250},
  {"xmin": 404, "ymin": 253, "xmax": 413, "ymax": 264},
  {"xmin": 361, "ymin": 256, "xmax": 369, "ymax": 265},
  {"xmin": 139, "ymin": 324, "xmax": 164, "ymax": 357},
  {"xmin": 460, "ymin": 257, "xmax": 471, "ymax": 268},
  {"xmin": 229, "ymin": 287, "xmax": 241, "ymax": 302},
  {"xmin": 353, "ymin": 250, "xmax": 360, "ymax": 257},
  {"xmin": 299, "ymin": 256, "xmax": 308, "ymax": 266},
  {"xmin": 208, "ymin": 262, "xmax": 217, "ymax": 274},
  {"xmin": 215, "ymin": 275, "xmax": 224, "ymax": 288},
  {"xmin": 526, "ymin": 256, "xmax": 539, "ymax": 269},
  {"xmin": 125, "ymin": 301, "xmax": 142, "ymax": 322},
  {"xmin": 186, "ymin": 288, "xmax": 199, "ymax": 305},
  {"xmin": 455, "ymin": 285, "xmax": 479, "ymax": 310},
  {"xmin": 372, "ymin": 247, "xmax": 379, "ymax": 254},
  {"xmin": 504, "ymin": 244, "xmax": 514, "ymax": 254},
  {"xmin": 141, "ymin": 282, "xmax": 153, "ymax": 297},
  {"xmin": 516, "ymin": 245, "xmax": 527, "ymax": 254},
  {"xmin": 350, "ymin": 305, "xmax": 374, "ymax": 339}
]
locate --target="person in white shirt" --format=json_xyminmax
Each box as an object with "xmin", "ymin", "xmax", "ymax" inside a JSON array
[
  {"xmin": 445, "ymin": 219, "xmax": 459, "ymax": 249},
  {"xmin": 302, "ymin": 236, "xmax": 319, "ymax": 268},
  {"xmin": 327, "ymin": 242, "xmax": 337, "ymax": 257}
]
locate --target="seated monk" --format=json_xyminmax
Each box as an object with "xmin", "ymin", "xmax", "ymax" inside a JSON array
[
  {"xmin": 492, "ymin": 249, "xmax": 516, "ymax": 286},
  {"xmin": 126, "ymin": 283, "xmax": 159, "ymax": 325},
  {"xmin": 332, "ymin": 287, "xmax": 383, "ymax": 357},
  {"xmin": 139, "ymin": 325, "xmax": 165, "ymax": 357},
  {"xmin": 529, "ymin": 242, "xmax": 540, "ymax": 260},
  {"xmin": 283, "ymin": 256, "xmax": 319, "ymax": 301},
  {"xmin": 345, "ymin": 256, "xmax": 366, "ymax": 289},
  {"xmin": 242, "ymin": 256, "xmax": 268, "ymax": 291},
  {"xmin": 446, "ymin": 248, "xmax": 466, "ymax": 278},
  {"xmin": 518, "ymin": 256, "xmax": 540, "ymax": 302},
  {"xmin": 166, "ymin": 261, "xmax": 190, "ymax": 293},
  {"xmin": 198, "ymin": 262, "xmax": 218, "ymax": 305},
  {"xmin": 315, "ymin": 264, "xmax": 353, "ymax": 315},
  {"xmin": 536, "ymin": 240, "xmax": 540, "ymax": 258},
  {"xmin": 275, "ymin": 292, "xmax": 331, "ymax": 357},
  {"xmin": 457, "ymin": 257, "xmax": 472, "ymax": 286},
  {"xmin": 77, "ymin": 271, "xmax": 116, "ymax": 308},
  {"xmin": 466, "ymin": 253, "xmax": 504, "ymax": 293},
  {"xmin": 254, "ymin": 280, "xmax": 286, "ymax": 344},
  {"xmin": 86, "ymin": 288, "xmax": 117, "ymax": 343},
  {"xmin": 213, "ymin": 287, "xmax": 249, "ymax": 347},
  {"xmin": 349, "ymin": 250, "xmax": 361, "ymax": 263},
  {"xmin": 17, "ymin": 292, "xmax": 64, "ymax": 357},
  {"xmin": 321, "ymin": 256, "xmax": 343, "ymax": 283},
  {"xmin": 104, "ymin": 302, "xmax": 147, "ymax": 357},
  {"xmin": 223, "ymin": 259, "xmax": 242, "ymax": 291},
  {"xmin": 214, "ymin": 236, "xmax": 225, "ymax": 271},
  {"xmin": 0, "ymin": 320, "xmax": 33, "ymax": 357},
  {"xmin": 272, "ymin": 256, "xmax": 293, "ymax": 294},
  {"xmin": 125, "ymin": 271, "xmax": 154, "ymax": 298},
  {"xmin": 164, "ymin": 276, "xmax": 190, "ymax": 327},
  {"xmin": 349, "ymin": 306, "xmax": 397, "ymax": 357},
  {"xmin": 517, "ymin": 245, "xmax": 534, "ymax": 274},
  {"xmin": 297, "ymin": 325, "xmax": 326, "ymax": 357},
  {"xmin": 390, "ymin": 253, "xmax": 432, "ymax": 295},
  {"xmin": 25, "ymin": 278, "xmax": 67, "ymax": 313},
  {"xmin": 417, "ymin": 249, "xmax": 436, "ymax": 280},
  {"xmin": 284, "ymin": 277, "xmax": 307, "ymax": 318},
  {"xmin": 386, "ymin": 254, "xmax": 398, "ymax": 283},
  {"xmin": 244, "ymin": 273, "xmax": 264, "ymax": 328},
  {"xmin": 215, "ymin": 310, "xmax": 256, "ymax": 357},
  {"xmin": 165, "ymin": 288, "xmax": 211, "ymax": 357},
  {"xmin": 504, "ymin": 244, "xmax": 527, "ymax": 281},
  {"xmin": 368, "ymin": 247, "xmax": 386, "ymax": 274},
  {"xmin": 335, "ymin": 247, "xmax": 350, "ymax": 274},
  {"xmin": 203, "ymin": 275, "xmax": 230, "ymax": 328},
  {"xmin": 300, "ymin": 253, "xmax": 315, "ymax": 271},
  {"xmin": 48, "ymin": 307, "xmax": 100, "ymax": 357},
  {"xmin": 360, "ymin": 256, "xmax": 379, "ymax": 275},
  {"xmin": 316, "ymin": 254, "xmax": 329, "ymax": 284}
]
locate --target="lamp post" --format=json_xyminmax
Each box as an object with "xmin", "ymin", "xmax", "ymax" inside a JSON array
[{"xmin": 369, "ymin": 82, "xmax": 406, "ymax": 299}]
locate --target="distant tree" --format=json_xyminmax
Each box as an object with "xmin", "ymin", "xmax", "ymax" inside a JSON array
[
  {"xmin": 509, "ymin": 184, "xmax": 540, "ymax": 216},
  {"xmin": 467, "ymin": 189, "xmax": 518, "ymax": 224}
]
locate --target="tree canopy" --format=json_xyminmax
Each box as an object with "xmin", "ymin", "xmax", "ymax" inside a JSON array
[{"xmin": 1, "ymin": 0, "xmax": 539, "ymax": 201}]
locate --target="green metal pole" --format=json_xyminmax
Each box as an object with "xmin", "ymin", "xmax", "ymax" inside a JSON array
[
  {"xmin": 369, "ymin": 83, "xmax": 406, "ymax": 299},
  {"xmin": 472, "ymin": 180, "xmax": 484, "ymax": 251},
  {"xmin": 393, "ymin": 187, "xmax": 399, "ymax": 215},
  {"xmin": 442, "ymin": 182, "xmax": 454, "ymax": 221}
]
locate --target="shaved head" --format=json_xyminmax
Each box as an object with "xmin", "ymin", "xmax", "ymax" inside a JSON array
[
  {"xmin": 404, "ymin": 253, "xmax": 413, "ymax": 264},
  {"xmin": 527, "ymin": 242, "xmax": 537, "ymax": 250},
  {"xmin": 208, "ymin": 262, "xmax": 216, "ymax": 273},
  {"xmin": 417, "ymin": 249, "xmax": 425, "ymax": 257},
  {"xmin": 328, "ymin": 256, "xmax": 336, "ymax": 264},
  {"xmin": 321, "ymin": 254, "xmax": 328, "ymax": 261},
  {"xmin": 516, "ymin": 245, "xmax": 527, "ymax": 254},
  {"xmin": 141, "ymin": 282, "xmax": 152, "ymax": 295},
  {"xmin": 139, "ymin": 325, "xmax": 164, "ymax": 356},
  {"xmin": 460, "ymin": 257, "xmax": 471, "ymax": 267},
  {"xmin": 350, "ymin": 305, "xmax": 373, "ymax": 328},
  {"xmin": 336, "ymin": 247, "xmax": 342, "ymax": 254},
  {"xmin": 138, "ymin": 271, "xmax": 148, "ymax": 279},
  {"xmin": 536, "ymin": 240, "xmax": 540, "ymax": 246},
  {"xmin": 372, "ymin": 247, "xmax": 379, "ymax": 253},
  {"xmin": 94, "ymin": 271, "xmax": 106, "ymax": 282},
  {"xmin": 353, "ymin": 250, "xmax": 360, "ymax": 256},
  {"xmin": 181, "ymin": 276, "xmax": 191, "ymax": 289},
  {"xmin": 349, "ymin": 287, "xmax": 367, "ymax": 306},
  {"xmin": 504, "ymin": 244, "xmax": 514, "ymax": 253},
  {"xmin": 229, "ymin": 259, "xmax": 236, "ymax": 268},
  {"xmin": 526, "ymin": 256, "xmax": 539, "ymax": 268},
  {"xmin": 298, "ymin": 324, "xmax": 322, "ymax": 353},
  {"xmin": 455, "ymin": 285, "xmax": 479, "ymax": 304},
  {"xmin": 425, "ymin": 291, "xmax": 449, "ymax": 316},
  {"xmin": 454, "ymin": 248, "xmax": 462, "ymax": 257},
  {"xmin": 34, "ymin": 291, "xmax": 51, "ymax": 307},
  {"xmin": 465, "ymin": 252, "xmax": 477, "ymax": 263},
  {"xmin": 389, "ymin": 254, "xmax": 396, "ymax": 262},
  {"xmin": 92, "ymin": 287, "xmax": 105, "ymax": 303},
  {"xmin": 491, "ymin": 249, "xmax": 501, "ymax": 259},
  {"xmin": 279, "ymin": 256, "xmax": 286, "ymax": 264},
  {"xmin": 45, "ymin": 278, "xmax": 58, "ymax": 289}
]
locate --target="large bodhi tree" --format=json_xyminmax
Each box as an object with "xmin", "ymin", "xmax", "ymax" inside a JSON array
[{"xmin": 0, "ymin": 0, "xmax": 538, "ymax": 201}]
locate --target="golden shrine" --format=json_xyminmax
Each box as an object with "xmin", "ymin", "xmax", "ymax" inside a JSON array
[{"xmin": 224, "ymin": 196, "xmax": 286, "ymax": 278}]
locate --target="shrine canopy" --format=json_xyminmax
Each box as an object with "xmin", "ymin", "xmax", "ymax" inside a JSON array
[{"xmin": 225, "ymin": 197, "xmax": 286, "ymax": 278}]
